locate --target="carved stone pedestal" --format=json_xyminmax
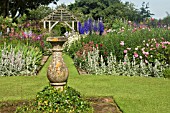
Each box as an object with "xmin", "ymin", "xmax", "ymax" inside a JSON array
[{"xmin": 46, "ymin": 36, "xmax": 69, "ymax": 91}]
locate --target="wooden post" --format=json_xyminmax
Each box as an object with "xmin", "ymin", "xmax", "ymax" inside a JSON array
[
  {"xmin": 43, "ymin": 21, "xmax": 46, "ymax": 29},
  {"xmin": 49, "ymin": 21, "xmax": 51, "ymax": 32},
  {"xmin": 72, "ymin": 21, "xmax": 74, "ymax": 31},
  {"xmin": 77, "ymin": 21, "xmax": 79, "ymax": 32}
]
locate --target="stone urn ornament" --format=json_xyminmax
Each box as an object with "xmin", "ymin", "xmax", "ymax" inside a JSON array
[{"xmin": 46, "ymin": 36, "xmax": 69, "ymax": 91}]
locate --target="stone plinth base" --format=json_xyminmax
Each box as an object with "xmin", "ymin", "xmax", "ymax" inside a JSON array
[{"xmin": 50, "ymin": 82, "xmax": 66, "ymax": 91}]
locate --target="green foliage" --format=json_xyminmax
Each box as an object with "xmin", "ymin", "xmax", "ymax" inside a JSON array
[
  {"xmin": 0, "ymin": 0, "xmax": 58, "ymax": 20},
  {"xmin": 66, "ymin": 27, "xmax": 170, "ymax": 77},
  {"xmin": 68, "ymin": 0, "xmax": 140, "ymax": 22},
  {"xmin": 139, "ymin": 2, "xmax": 154, "ymax": 22},
  {"xmin": 111, "ymin": 18, "xmax": 127, "ymax": 30},
  {"xmin": 51, "ymin": 23, "xmax": 69, "ymax": 36},
  {"xmin": 163, "ymin": 68, "xmax": 170, "ymax": 78},
  {"xmin": 162, "ymin": 12, "xmax": 170, "ymax": 25},
  {"xmin": 67, "ymin": 28, "xmax": 170, "ymax": 61},
  {"xmin": 28, "ymin": 5, "xmax": 53, "ymax": 20},
  {"xmin": 0, "ymin": 43, "xmax": 42, "ymax": 76},
  {"xmin": 16, "ymin": 86, "xmax": 91, "ymax": 113}
]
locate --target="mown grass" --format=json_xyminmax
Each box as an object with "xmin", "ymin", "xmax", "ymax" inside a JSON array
[
  {"xmin": 0, "ymin": 57, "xmax": 51, "ymax": 101},
  {"xmin": 64, "ymin": 54, "xmax": 170, "ymax": 113},
  {"xmin": 0, "ymin": 54, "xmax": 170, "ymax": 113}
]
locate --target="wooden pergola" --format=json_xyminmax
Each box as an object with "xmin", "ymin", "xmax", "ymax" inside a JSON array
[{"xmin": 41, "ymin": 7, "xmax": 79, "ymax": 32}]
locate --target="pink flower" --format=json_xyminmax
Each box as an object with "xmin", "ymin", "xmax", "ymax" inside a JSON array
[
  {"xmin": 123, "ymin": 62, "xmax": 127, "ymax": 65},
  {"xmin": 120, "ymin": 41, "xmax": 124, "ymax": 46},
  {"xmin": 156, "ymin": 43, "xmax": 159, "ymax": 48},
  {"xmin": 150, "ymin": 48, "xmax": 153, "ymax": 50},
  {"xmin": 128, "ymin": 21, "xmax": 132, "ymax": 24},
  {"xmin": 96, "ymin": 44, "xmax": 98, "ymax": 48},
  {"xmin": 145, "ymin": 52, "xmax": 149, "ymax": 55},
  {"xmin": 150, "ymin": 18, "xmax": 154, "ymax": 21},
  {"xmin": 143, "ymin": 51, "xmax": 149, "ymax": 57},
  {"xmin": 146, "ymin": 43, "xmax": 149, "ymax": 47},
  {"xmin": 141, "ymin": 48, "xmax": 145, "ymax": 52},
  {"xmin": 132, "ymin": 28, "xmax": 137, "ymax": 32},
  {"xmin": 134, "ymin": 52, "xmax": 139, "ymax": 58},
  {"xmin": 162, "ymin": 45, "xmax": 166, "ymax": 49},
  {"xmin": 162, "ymin": 41, "xmax": 169, "ymax": 44},
  {"xmin": 145, "ymin": 59, "xmax": 148, "ymax": 64},
  {"xmin": 124, "ymin": 50, "xmax": 128, "ymax": 54},
  {"xmin": 127, "ymin": 48, "xmax": 131, "ymax": 50}
]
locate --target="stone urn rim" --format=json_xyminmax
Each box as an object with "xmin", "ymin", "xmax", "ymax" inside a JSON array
[{"xmin": 46, "ymin": 36, "xmax": 68, "ymax": 42}]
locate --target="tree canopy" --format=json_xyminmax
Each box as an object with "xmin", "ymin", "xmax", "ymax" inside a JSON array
[
  {"xmin": 0, "ymin": 0, "xmax": 58, "ymax": 20},
  {"xmin": 68, "ymin": 0, "xmax": 153, "ymax": 22}
]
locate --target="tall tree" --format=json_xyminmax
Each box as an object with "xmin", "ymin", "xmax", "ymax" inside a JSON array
[
  {"xmin": 139, "ymin": 2, "xmax": 154, "ymax": 21},
  {"xmin": 68, "ymin": 0, "xmax": 140, "ymax": 22},
  {"xmin": 28, "ymin": 5, "xmax": 53, "ymax": 20},
  {"xmin": 162, "ymin": 12, "xmax": 170, "ymax": 25},
  {"xmin": 0, "ymin": 0, "xmax": 58, "ymax": 20}
]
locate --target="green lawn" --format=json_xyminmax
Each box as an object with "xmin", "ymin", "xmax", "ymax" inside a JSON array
[{"xmin": 0, "ymin": 54, "xmax": 170, "ymax": 113}]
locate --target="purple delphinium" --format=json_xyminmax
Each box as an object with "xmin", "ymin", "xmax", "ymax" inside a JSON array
[
  {"xmin": 78, "ymin": 22, "xmax": 84, "ymax": 34},
  {"xmin": 98, "ymin": 21, "xmax": 104, "ymax": 35},
  {"xmin": 93, "ymin": 22, "xmax": 98, "ymax": 32},
  {"xmin": 78, "ymin": 22, "xmax": 82, "ymax": 31},
  {"xmin": 84, "ymin": 21, "xmax": 89, "ymax": 34},
  {"xmin": 88, "ymin": 18, "xmax": 93, "ymax": 35},
  {"xmin": 79, "ymin": 26, "xmax": 84, "ymax": 34}
]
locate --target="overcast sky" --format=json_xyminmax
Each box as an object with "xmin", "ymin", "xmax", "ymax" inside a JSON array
[{"xmin": 50, "ymin": 0, "xmax": 170, "ymax": 19}]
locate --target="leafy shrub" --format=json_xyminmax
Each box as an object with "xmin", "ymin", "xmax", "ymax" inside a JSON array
[
  {"xmin": 0, "ymin": 43, "xmax": 42, "ymax": 76},
  {"xmin": 163, "ymin": 68, "xmax": 170, "ymax": 78},
  {"xmin": 16, "ymin": 86, "xmax": 91, "ymax": 113}
]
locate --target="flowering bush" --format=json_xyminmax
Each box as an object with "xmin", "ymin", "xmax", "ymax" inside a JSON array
[
  {"xmin": 76, "ymin": 47, "xmax": 168, "ymax": 77},
  {"xmin": 121, "ymin": 38, "xmax": 170, "ymax": 66},
  {"xmin": 74, "ymin": 41, "xmax": 108, "ymax": 70},
  {"xmin": 67, "ymin": 26, "xmax": 170, "ymax": 77},
  {"xmin": 0, "ymin": 18, "xmax": 50, "ymax": 55}
]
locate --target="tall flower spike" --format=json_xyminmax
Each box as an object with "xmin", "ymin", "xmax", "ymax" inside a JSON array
[
  {"xmin": 93, "ymin": 22, "xmax": 98, "ymax": 32},
  {"xmin": 88, "ymin": 18, "xmax": 93, "ymax": 34},
  {"xmin": 98, "ymin": 21, "xmax": 104, "ymax": 35},
  {"xmin": 84, "ymin": 21, "xmax": 89, "ymax": 34}
]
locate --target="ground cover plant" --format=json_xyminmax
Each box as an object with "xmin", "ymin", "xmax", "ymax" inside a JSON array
[
  {"xmin": 16, "ymin": 86, "xmax": 91, "ymax": 113},
  {"xmin": 0, "ymin": 43, "xmax": 42, "ymax": 76}
]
